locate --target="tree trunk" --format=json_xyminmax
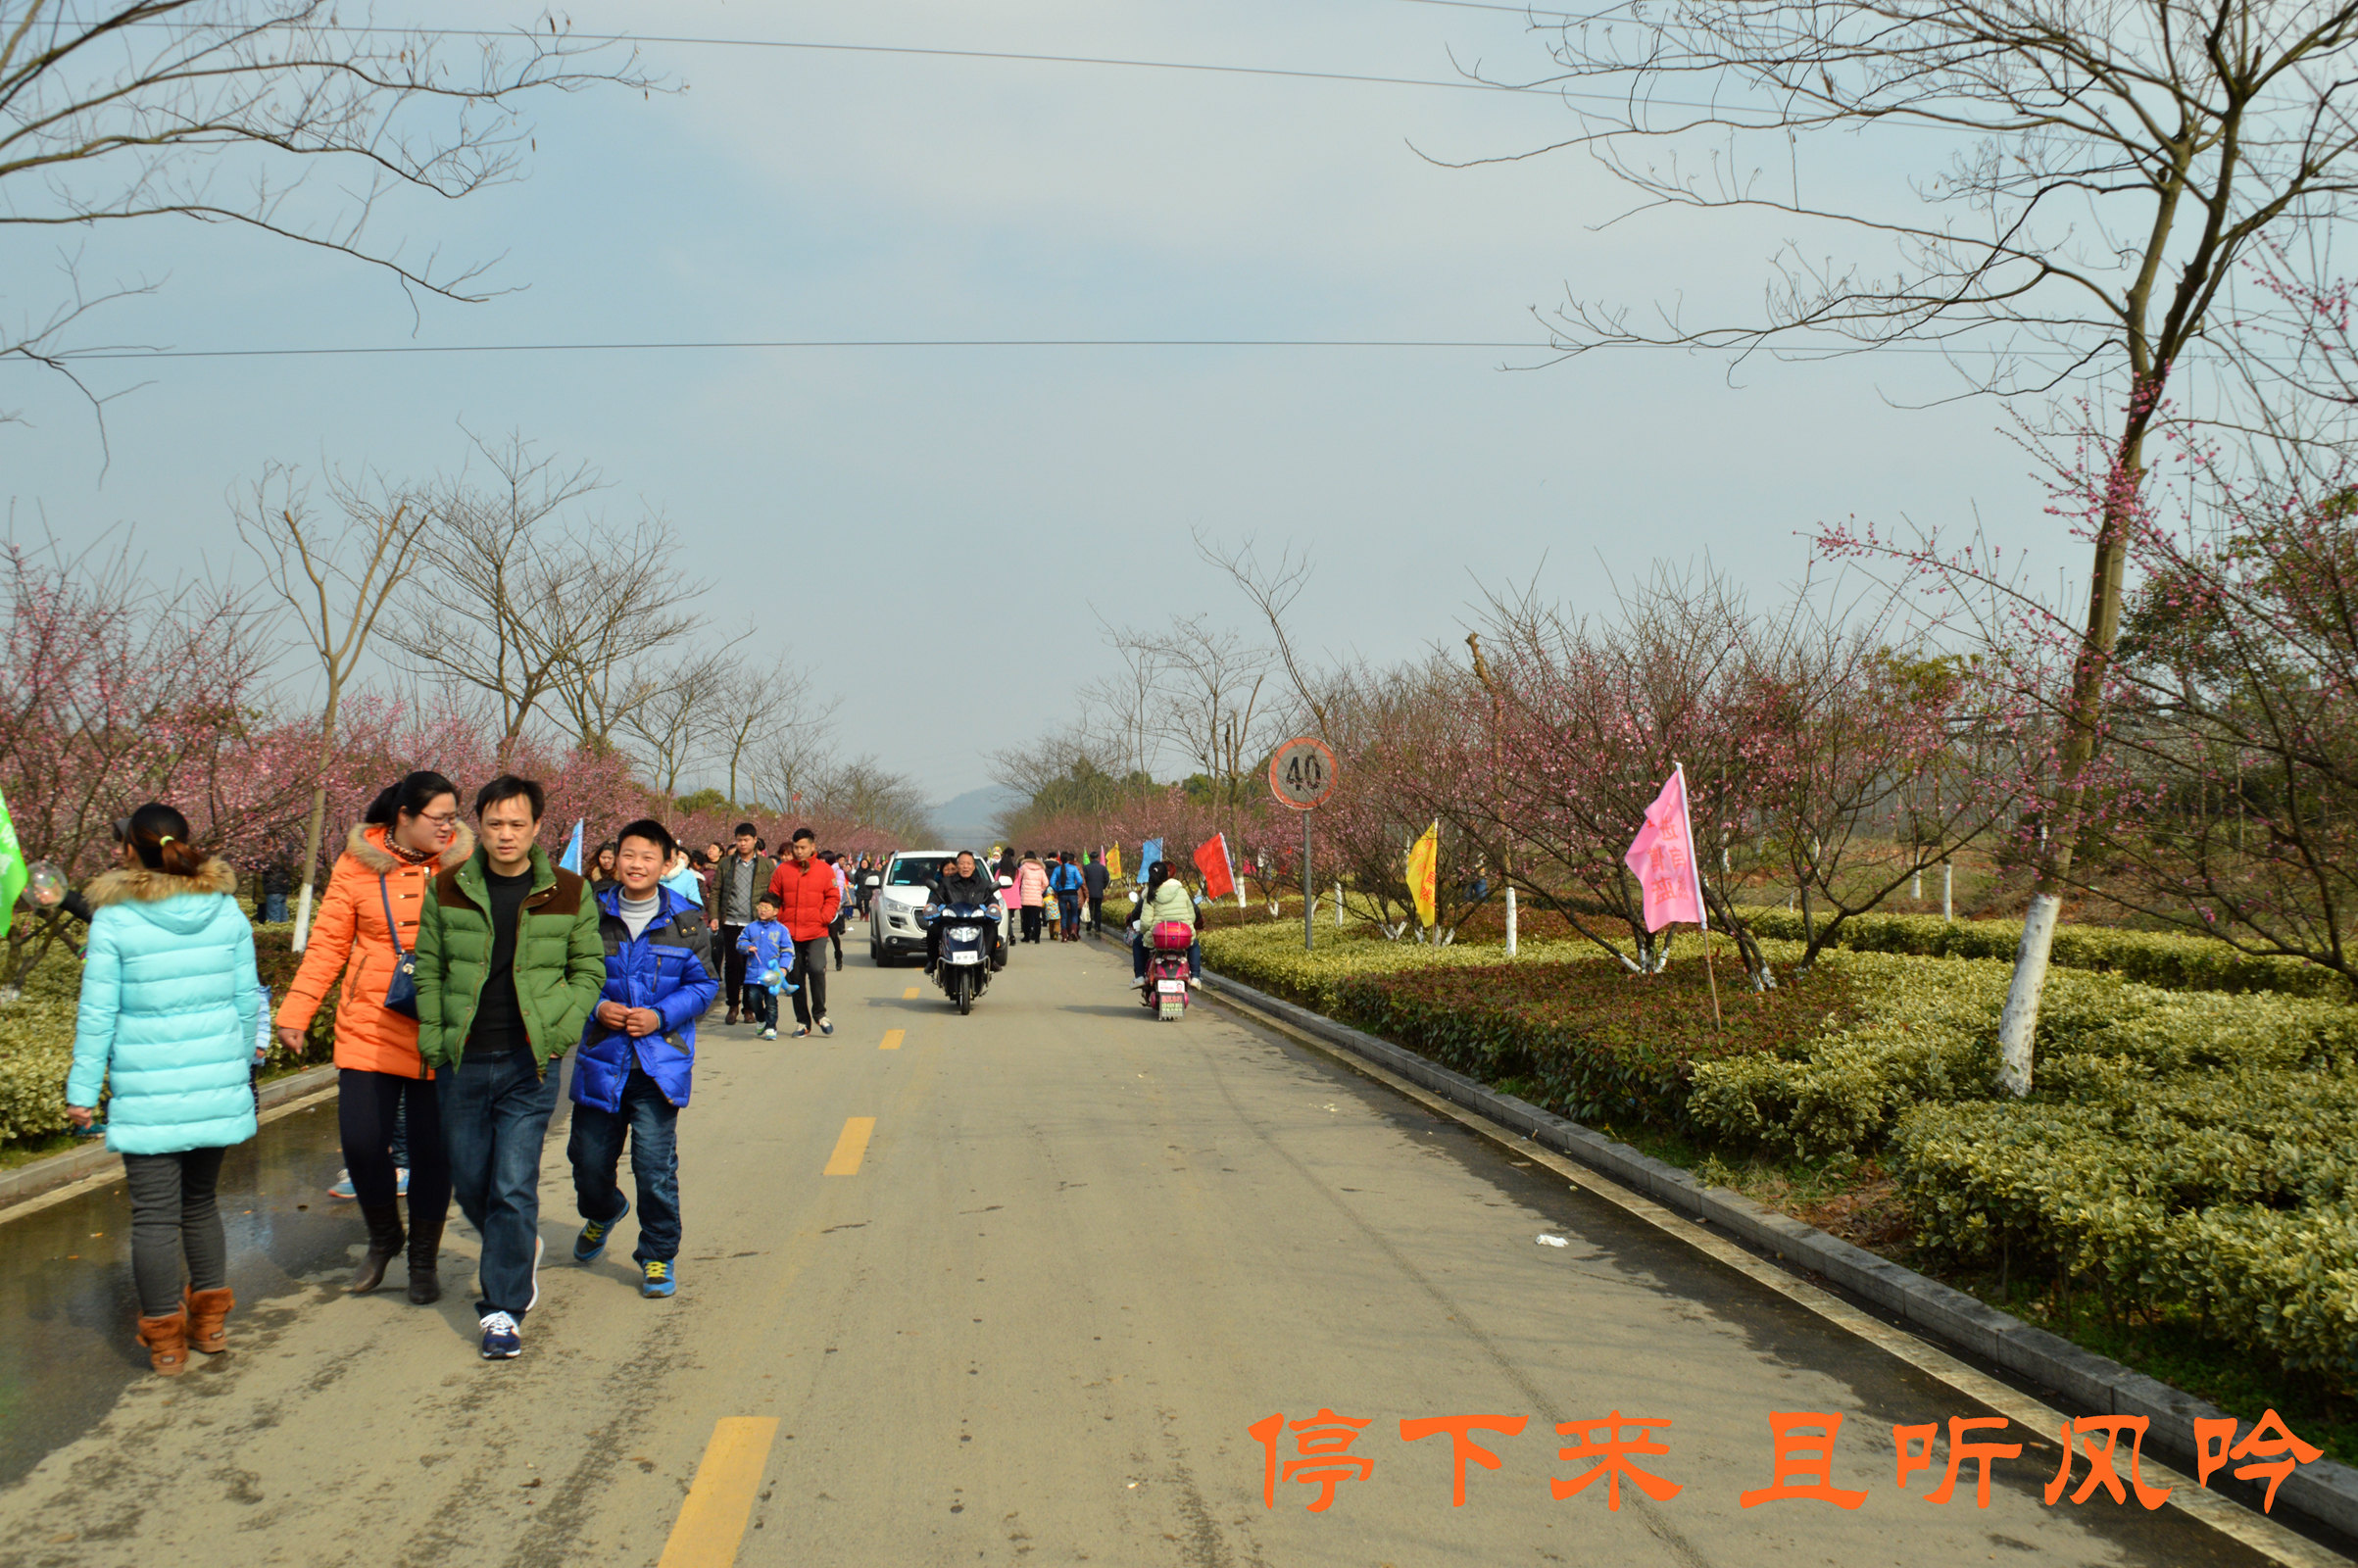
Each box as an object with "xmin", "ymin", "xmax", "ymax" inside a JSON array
[
  {"xmin": 1996, "ymin": 410, "xmax": 2149, "ymax": 1094},
  {"xmin": 290, "ymin": 683, "xmax": 343, "ymax": 954}
]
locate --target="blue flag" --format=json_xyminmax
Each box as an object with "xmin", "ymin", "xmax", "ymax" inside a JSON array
[
  {"xmin": 1138, "ymin": 838, "xmax": 1162, "ymax": 885},
  {"xmin": 559, "ymin": 819, "xmax": 583, "ymax": 874}
]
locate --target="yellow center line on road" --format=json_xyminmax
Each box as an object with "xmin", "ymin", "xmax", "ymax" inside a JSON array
[
  {"xmin": 880, "ymin": 1029, "xmax": 905, "ymax": 1051},
  {"xmin": 657, "ymin": 1416, "xmax": 779, "ymax": 1568},
  {"xmin": 824, "ymin": 1115, "xmax": 877, "ymax": 1175},
  {"xmin": 902, "ymin": 985, "xmax": 919, "ymax": 999}
]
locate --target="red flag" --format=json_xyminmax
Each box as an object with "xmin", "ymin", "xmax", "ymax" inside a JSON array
[{"xmin": 1193, "ymin": 833, "xmax": 1236, "ymax": 900}]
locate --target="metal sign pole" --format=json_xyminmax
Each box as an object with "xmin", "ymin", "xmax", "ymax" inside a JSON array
[{"xmin": 1302, "ymin": 808, "xmax": 1313, "ymax": 953}]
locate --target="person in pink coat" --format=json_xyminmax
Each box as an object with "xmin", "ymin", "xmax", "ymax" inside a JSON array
[{"xmin": 1015, "ymin": 852, "xmax": 1051, "ymax": 945}]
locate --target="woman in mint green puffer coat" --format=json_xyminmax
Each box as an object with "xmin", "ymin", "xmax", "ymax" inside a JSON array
[{"xmin": 65, "ymin": 803, "xmax": 262, "ymax": 1376}]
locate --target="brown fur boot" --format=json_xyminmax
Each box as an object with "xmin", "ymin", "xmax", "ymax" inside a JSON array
[
  {"xmin": 136, "ymin": 1309, "xmax": 189, "ymax": 1376},
  {"xmin": 185, "ymin": 1285, "xmax": 234, "ymax": 1354}
]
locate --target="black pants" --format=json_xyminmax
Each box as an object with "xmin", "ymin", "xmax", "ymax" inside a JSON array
[
  {"xmin": 1087, "ymin": 893, "xmax": 1105, "ymax": 933},
  {"xmin": 123, "ymin": 1148, "xmax": 227, "ymax": 1316},
  {"xmin": 717, "ymin": 923, "xmax": 749, "ymax": 1008},
  {"xmin": 790, "ymin": 941, "xmax": 828, "ymax": 1027},
  {"xmin": 1021, "ymin": 906, "xmax": 1044, "ymax": 943},
  {"xmin": 829, "ymin": 915, "xmax": 845, "ymax": 968},
  {"xmin": 338, "ymin": 1068, "xmax": 453, "ymax": 1221}
]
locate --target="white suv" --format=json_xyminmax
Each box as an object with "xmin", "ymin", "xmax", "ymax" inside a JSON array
[{"xmin": 867, "ymin": 851, "xmax": 960, "ymax": 965}]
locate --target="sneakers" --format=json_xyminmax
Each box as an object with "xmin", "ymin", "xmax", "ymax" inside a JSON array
[
  {"xmin": 761, "ymin": 1027, "xmax": 777, "ymax": 1041},
  {"xmin": 327, "ymin": 1169, "xmax": 356, "ymax": 1200},
  {"xmin": 790, "ymin": 1024, "xmax": 811, "ymax": 1038},
  {"xmin": 641, "ymin": 1259, "xmax": 676, "ymax": 1298},
  {"xmin": 574, "ymin": 1197, "xmax": 629, "ymax": 1263},
  {"xmin": 395, "ymin": 1166, "xmax": 410, "ymax": 1198},
  {"xmin": 478, "ymin": 1311, "xmax": 522, "ymax": 1359},
  {"xmin": 818, "ymin": 1016, "xmax": 834, "ymax": 1036},
  {"xmin": 1132, "ymin": 975, "xmax": 1147, "ymax": 990}
]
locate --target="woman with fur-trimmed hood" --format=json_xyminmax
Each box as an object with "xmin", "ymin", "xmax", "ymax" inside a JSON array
[
  {"xmin": 66, "ymin": 804, "xmax": 263, "ymax": 1376},
  {"xmin": 275, "ymin": 771, "xmax": 471, "ymax": 1305}
]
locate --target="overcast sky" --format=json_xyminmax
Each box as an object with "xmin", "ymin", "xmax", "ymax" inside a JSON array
[{"xmin": 1, "ymin": 1, "xmax": 2063, "ymax": 802}]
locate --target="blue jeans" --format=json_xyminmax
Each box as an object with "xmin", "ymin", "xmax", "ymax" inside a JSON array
[
  {"xmin": 568, "ymin": 1066, "xmax": 681, "ymax": 1265},
  {"xmin": 437, "ymin": 1050, "xmax": 559, "ymax": 1319}
]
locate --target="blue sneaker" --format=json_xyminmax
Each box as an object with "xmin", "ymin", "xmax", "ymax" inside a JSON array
[
  {"xmin": 478, "ymin": 1310, "xmax": 522, "ymax": 1359},
  {"xmin": 395, "ymin": 1166, "xmax": 410, "ymax": 1199},
  {"xmin": 574, "ymin": 1198, "xmax": 629, "ymax": 1263},
  {"xmin": 641, "ymin": 1259, "xmax": 676, "ymax": 1298},
  {"xmin": 327, "ymin": 1169, "xmax": 356, "ymax": 1200}
]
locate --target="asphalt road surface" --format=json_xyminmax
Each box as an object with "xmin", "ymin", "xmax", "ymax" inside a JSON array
[{"xmin": 0, "ymin": 936, "xmax": 2313, "ymax": 1568}]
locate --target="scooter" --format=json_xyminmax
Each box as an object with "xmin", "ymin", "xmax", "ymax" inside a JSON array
[
  {"xmin": 923, "ymin": 902, "xmax": 998, "ymax": 1014},
  {"xmin": 1140, "ymin": 919, "xmax": 1195, "ymax": 1021}
]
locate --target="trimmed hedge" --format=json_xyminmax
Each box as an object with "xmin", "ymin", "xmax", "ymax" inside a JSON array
[
  {"xmin": 1200, "ymin": 922, "xmax": 2358, "ymax": 1377},
  {"xmin": 1741, "ymin": 906, "xmax": 2349, "ymax": 1000},
  {"xmin": 1329, "ymin": 956, "xmax": 1847, "ymax": 1128}
]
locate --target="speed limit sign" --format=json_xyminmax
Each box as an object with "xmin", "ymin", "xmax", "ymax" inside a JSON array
[{"xmin": 1268, "ymin": 736, "xmax": 1339, "ymax": 810}]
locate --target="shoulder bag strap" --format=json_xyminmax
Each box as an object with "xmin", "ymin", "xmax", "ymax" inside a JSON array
[{"xmin": 379, "ymin": 873, "xmax": 408, "ymax": 958}]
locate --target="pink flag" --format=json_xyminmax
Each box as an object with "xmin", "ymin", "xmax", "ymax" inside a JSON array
[{"xmin": 1623, "ymin": 765, "xmax": 1707, "ymax": 933}]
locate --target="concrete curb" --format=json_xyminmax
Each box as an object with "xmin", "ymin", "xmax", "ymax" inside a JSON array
[
  {"xmin": 1188, "ymin": 957, "xmax": 2358, "ymax": 1544},
  {"xmin": 0, "ymin": 1062, "xmax": 340, "ymax": 1214}
]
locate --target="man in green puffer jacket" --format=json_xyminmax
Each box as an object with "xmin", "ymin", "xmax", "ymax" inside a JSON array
[{"xmin": 413, "ymin": 774, "xmax": 605, "ymax": 1362}]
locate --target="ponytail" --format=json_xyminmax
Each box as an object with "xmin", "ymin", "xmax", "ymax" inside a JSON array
[
  {"xmin": 122, "ymin": 803, "xmax": 204, "ymax": 877},
  {"xmin": 1145, "ymin": 859, "xmax": 1170, "ymax": 900},
  {"xmin": 365, "ymin": 769, "xmax": 460, "ymax": 828}
]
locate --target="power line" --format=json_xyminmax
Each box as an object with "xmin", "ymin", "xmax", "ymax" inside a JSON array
[
  {"xmin": 43, "ymin": 337, "xmax": 1550, "ymax": 361},
  {"xmin": 27, "ymin": 14, "xmax": 1810, "ymax": 124},
  {"xmin": 24, "ymin": 337, "xmax": 2154, "ymax": 363}
]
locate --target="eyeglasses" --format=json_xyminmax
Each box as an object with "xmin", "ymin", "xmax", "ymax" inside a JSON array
[{"xmin": 418, "ymin": 811, "xmax": 461, "ymax": 830}]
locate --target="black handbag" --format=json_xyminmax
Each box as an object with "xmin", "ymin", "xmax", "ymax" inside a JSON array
[{"xmin": 379, "ymin": 875, "xmax": 419, "ymax": 1019}]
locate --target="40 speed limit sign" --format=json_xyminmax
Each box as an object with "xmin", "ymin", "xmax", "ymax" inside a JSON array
[{"xmin": 1268, "ymin": 736, "xmax": 1339, "ymax": 810}]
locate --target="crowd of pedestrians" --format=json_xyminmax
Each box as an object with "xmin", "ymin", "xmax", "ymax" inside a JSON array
[{"xmin": 61, "ymin": 789, "xmax": 1194, "ymax": 1371}]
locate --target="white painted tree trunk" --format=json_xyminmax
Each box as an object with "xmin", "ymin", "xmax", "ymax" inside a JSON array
[
  {"xmin": 1941, "ymin": 861, "xmax": 1953, "ymax": 922},
  {"xmin": 1504, "ymin": 887, "xmax": 1518, "ymax": 956},
  {"xmin": 1995, "ymin": 893, "xmax": 2061, "ymax": 1096},
  {"xmin": 291, "ymin": 882, "xmax": 316, "ymax": 953}
]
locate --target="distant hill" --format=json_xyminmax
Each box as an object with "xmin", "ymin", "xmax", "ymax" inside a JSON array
[{"xmin": 930, "ymin": 785, "xmax": 1021, "ymax": 848}]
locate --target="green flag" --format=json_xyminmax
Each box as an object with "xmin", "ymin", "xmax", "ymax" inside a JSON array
[{"xmin": 0, "ymin": 788, "xmax": 25, "ymax": 939}]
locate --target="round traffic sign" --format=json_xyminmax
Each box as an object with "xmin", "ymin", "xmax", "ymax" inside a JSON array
[{"xmin": 1268, "ymin": 736, "xmax": 1339, "ymax": 809}]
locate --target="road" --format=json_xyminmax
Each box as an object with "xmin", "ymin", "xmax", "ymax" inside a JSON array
[{"xmin": 0, "ymin": 934, "xmax": 2312, "ymax": 1567}]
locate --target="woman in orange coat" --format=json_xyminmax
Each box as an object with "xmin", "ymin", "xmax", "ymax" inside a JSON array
[{"xmin": 275, "ymin": 771, "xmax": 472, "ymax": 1303}]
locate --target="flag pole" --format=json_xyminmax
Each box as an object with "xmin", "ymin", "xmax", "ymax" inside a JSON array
[{"xmin": 1673, "ymin": 761, "xmax": 1723, "ymax": 1031}]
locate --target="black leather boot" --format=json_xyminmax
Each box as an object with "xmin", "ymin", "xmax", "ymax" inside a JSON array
[
  {"xmin": 350, "ymin": 1202, "xmax": 406, "ymax": 1294},
  {"xmin": 406, "ymin": 1209, "xmax": 444, "ymax": 1305}
]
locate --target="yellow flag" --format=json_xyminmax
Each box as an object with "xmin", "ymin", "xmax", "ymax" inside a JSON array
[
  {"xmin": 1106, "ymin": 843, "xmax": 1124, "ymax": 881},
  {"xmin": 1405, "ymin": 820, "xmax": 1440, "ymax": 928}
]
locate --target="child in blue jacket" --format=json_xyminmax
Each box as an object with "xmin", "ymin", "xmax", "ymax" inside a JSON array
[
  {"xmin": 735, "ymin": 895, "xmax": 796, "ymax": 1040},
  {"xmin": 567, "ymin": 819, "xmax": 718, "ymax": 1298}
]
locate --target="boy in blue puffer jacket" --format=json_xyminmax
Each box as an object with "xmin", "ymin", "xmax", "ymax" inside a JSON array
[
  {"xmin": 734, "ymin": 894, "xmax": 796, "ymax": 1040},
  {"xmin": 567, "ymin": 818, "xmax": 718, "ymax": 1298}
]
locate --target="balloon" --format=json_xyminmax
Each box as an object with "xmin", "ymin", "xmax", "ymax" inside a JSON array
[{"xmin": 24, "ymin": 863, "xmax": 67, "ymax": 907}]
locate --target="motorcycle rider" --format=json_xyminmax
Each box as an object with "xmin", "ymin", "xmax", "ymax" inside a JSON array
[{"xmin": 924, "ymin": 851, "xmax": 1007, "ymax": 975}]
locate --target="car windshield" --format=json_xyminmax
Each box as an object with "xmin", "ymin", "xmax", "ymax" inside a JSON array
[{"xmin": 889, "ymin": 857, "xmax": 952, "ymax": 887}]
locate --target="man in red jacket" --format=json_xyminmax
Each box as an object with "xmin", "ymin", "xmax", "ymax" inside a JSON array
[{"xmin": 765, "ymin": 827, "xmax": 840, "ymax": 1036}]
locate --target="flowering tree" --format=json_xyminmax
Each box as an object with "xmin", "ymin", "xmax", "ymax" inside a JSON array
[{"xmin": 0, "ymin": 535, "xmax": 279, "ymax": 982}]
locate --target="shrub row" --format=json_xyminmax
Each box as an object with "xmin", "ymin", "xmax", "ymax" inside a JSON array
[
  {"xmin": 1200, "ymin": 922, "xmax": 2358, "ymax": 1375},
  {"xmin": 1740, "ymin": 906, "xmax": 2348, "ymax": 1000},
  {"xmin": 1328, "ymin": 955, "xmax": 1844, "ymax": 1129}
]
